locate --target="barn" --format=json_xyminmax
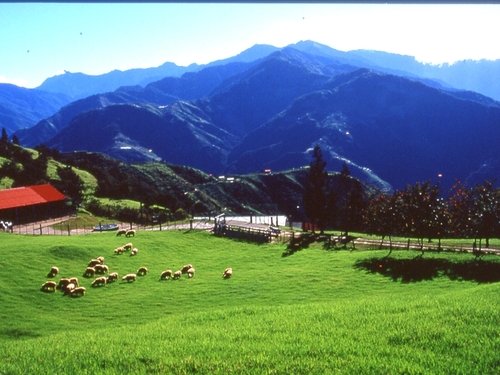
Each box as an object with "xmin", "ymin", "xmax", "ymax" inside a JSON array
[{"xmin": 0, "ymin": 184, "xmax": 68, "ymax": 225}]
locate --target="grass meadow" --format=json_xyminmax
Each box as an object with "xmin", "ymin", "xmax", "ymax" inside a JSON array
[{"xmin": 1, "ymin": 229, "xmax": 500, "ymax": 374}]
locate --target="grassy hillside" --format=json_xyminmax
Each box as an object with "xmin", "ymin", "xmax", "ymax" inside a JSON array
[{"xmin": 1, "ymin": 230, "xmax": 499, "ymax": 374}]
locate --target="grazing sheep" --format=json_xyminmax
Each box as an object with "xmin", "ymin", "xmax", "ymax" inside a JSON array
[
  {"xmin": 116, "ymin": 229, "xmax": 127, "ymax": 236},
  {"xmin": 130, "ymin": 248, "xmax": 138, "ymax": 256},
  {"xmin": 47, "ymin": 266, "xmax": 59, "ymax": 278},
  {"xmin": 88, "ymin": 259, "xmax": 102, "ymax": 267},
  {"xmin": 137, "ymin": 266, "xmax": 148, "ymax": 276},
  {"xmin": 181, "ymin": 264, "xmax": 193, "ymax": 274},
  {"xmin": 58, "ymin": 277, "xmax": 71, "ymax": 290},
  {"xmin": 107, "ymin": 272, "xmax": 118, "ymax": 283},
  {"xmin": 41, "ymin": 281, "xmax": 57, "ymax": 292},
  {"xmin": 94, "ymin": 264, "xmax": 109, "ymax": 274},
  {"xmin": 69, "ymin": 277, "xmax": 79, "ymax": 287},
  {"xmin": 173, "ymin": 270, "xmax": 182, "ymax": 280},
  {"xmin": 64, "ymin": 283, "xmax": 76, "ymax": 295},
  {"xmin": 114, "ymin": 247, "xmax": 125, "ymax": 255},
  {"xmin": 123, "ymin": 243, "xmax": 133, "ymax": 251},
  {"xmin": 122, "ymin": 273, "xmax": 137, "ymax": 282},
  {"xmin": 83, "ymin": 267, "xmax": 95, "ymax": 278},
  {"xmin": 91, "ymin": 276, "xmax": 107, "ymax": 287},
  {"xmin": 160, "ymin": 270, "xmax": 173, "ymax": 280},
  {"xmin": 125, "ymin": 229, "xmax": 136, "ymax": 237},
  {"xmin": 187, "ymin": 267, "xmax": 195, "ymax": 278},
  {"xmin": 97, "ymin": 256, "xmax": 105, "ymax": 263},
  {"xmin": 70, "ymin": 286, "xmax": 86, "ymax": 297},
  {"xmin": 223, "ymin": 268, "xmax": 233, "ymax": 279}
]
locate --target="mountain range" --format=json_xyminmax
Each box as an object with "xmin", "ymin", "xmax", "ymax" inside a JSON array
[{"xmin": 3, "ymin": 40, "xmax": 500, "ymax": 192}]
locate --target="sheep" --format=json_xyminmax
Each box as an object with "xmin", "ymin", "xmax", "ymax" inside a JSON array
[
  {"xmin": 91, "ymin": 276, "xmax": 107, "ymax": 287},
  {"xmin": 114, "ymin": 247, "xmax": 125, "ymax": 255},
  {"xmin": 181, "ymin": 264, "xmax": 193, "ymax": 274},
  {"xmin": 83, "ymin": 267, "xmax": 95, "ymax": 278},
  {"xmin": 123, "ymin": 243, "xmax": 133, "ymax": 251},
  {"xmin": 41, "ymin": 281, "xmax": 57, "ymax": 292},
  {"xmin": 94, "ymin": 264, "xmax": 109, "ymax": 274},
  {"xmin": 64, "ymin": 282, "xmax": 76, "ymax": 295},
  {"xmin": 58, "ymin": 277, "xmax": 71, "ymax": 290},
  {"xmin": 187, "ymin": 267, "xmax": 195, "ymax": 278},
  {"xmin": 96, "ymin": 256, "xmax": 105, "ymax": 264},
  {"xmin": 159, "ymin": 270, "xmax": 173, "ymax": 280},
  {"xmin": 122, "ymin": 273, "xmax": 137, "ymax": 282},
  {"xmin": 223, "ymin": 268, "xmax": 233, "ymax": 279},
  {"xmin": 116, "ymin": 229, "xmax": 127, "ymax": 236},
  {"xmin": 130, "ymin": 248, "xmax": 138, "ymax": 256},
  {"xmin": 173, "ymin": 270, "xmax": 182, "ymax": 280},
  {"xmin": 107, "ymin": 272, "xmax": 118, "ymax": 283},
  {"xmin": 69, "ymin": 277, "xmax": 79, "ymax": 287},
  {"xmin": 88, "ymin": 259, "xmax": 102, "ymax": 267},
  {"xmin": 47, "ymin": 266, "xmax": 59, "ymax": 278},
  {"xmin": 70, "ymin": 286, "xmax": 86, "ymax": 297},
  {"xmin": 137, "ymin": 266, "xmax": 148, "ymax": 276},
  {"xmin": 125, "ymin": 229, "xmax": 136, "ymax": 237}
]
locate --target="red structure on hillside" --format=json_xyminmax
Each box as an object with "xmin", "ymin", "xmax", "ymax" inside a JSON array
[{"xmin": 0, "ymin": 184, "xmax": 68, "ymax": 225}]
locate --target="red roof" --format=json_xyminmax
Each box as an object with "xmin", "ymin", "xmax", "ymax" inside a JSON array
[{"xmin": 0, "ymin": 184, "xmax": 66, "ymax": 210}]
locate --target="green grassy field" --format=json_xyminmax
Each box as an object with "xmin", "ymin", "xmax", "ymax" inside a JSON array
[{"xmin": 1, "ymin": 230, "xmax": 499, "ymax": 374}]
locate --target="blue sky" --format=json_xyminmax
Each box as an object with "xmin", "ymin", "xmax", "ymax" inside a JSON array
[{"xmin": 1, "ymin": 3, "xmax": 500, "ymax": 88}]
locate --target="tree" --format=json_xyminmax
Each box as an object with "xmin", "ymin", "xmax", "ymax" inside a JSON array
[
  {"xmin": 471, "ymin": 180, "xmax": 500, "ymax": 250},
  {"xmin": 55, "ymin": 166, "xmax": 84, "ymax": 206},
  {"xmin": 12, "ymin": 134, "xmax": 19, "ymax": 145},
  {"xmin": 1, "ymin": 128, "xmax": 8, "ymax": 142},
  {"xmin": 303, "ymin": 145, "xmax": 329, "ymax": 233},
  {"xmin": 398, "ymin": 181, "xmax": 442, "ymax": 254},
  {"xmin": 366, "ymin": 191, "xmax": 402, "ymax": 254}
]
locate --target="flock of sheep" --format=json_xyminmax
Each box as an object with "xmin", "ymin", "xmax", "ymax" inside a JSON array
[{"xmin": 40, "ymin": 230, "xmax": 233, "ymax": 298}]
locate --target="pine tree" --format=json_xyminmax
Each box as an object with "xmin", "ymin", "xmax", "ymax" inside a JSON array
[{"xmin": 303, "ymin": 145, "xmax": 329, "ymax": 233}]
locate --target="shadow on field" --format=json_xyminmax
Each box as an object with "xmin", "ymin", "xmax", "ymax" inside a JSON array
[
  {"xmin": 1, "ymin": 328, "xmax": 41, "ymax": 339},
  {"xmin": 282, "ymin": 233, "xmax": 317, "ymax": 257},
  {"xmin": 354, "ymin": 256, "xmax": 500, "ymax": 283}
]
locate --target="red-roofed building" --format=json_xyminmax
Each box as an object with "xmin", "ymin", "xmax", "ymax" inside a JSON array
[{"xmin": 0, "ymin": 184, "xmax": 68, "ymax": 224}]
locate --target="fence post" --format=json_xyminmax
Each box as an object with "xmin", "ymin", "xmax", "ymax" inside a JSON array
[
  {"xmin": 68, "ymin": 224, "xmax": 71, "ymax": 236},
  {"xmin": 39, "ymin": 224, "xmax": 42, "ymax": 235}
]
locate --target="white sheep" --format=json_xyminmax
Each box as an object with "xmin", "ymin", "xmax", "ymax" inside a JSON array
[
  {"xmin": 116, "ymin": 229, "xmax": 127, "ymax": 236},
  {"xmin": 83, "ymin": 267, "xmax": 95, "ymax": 278},
  {"xmin": 107, "ymin": 272, "xmax": 119, "ymax": 283},
  {"xmin": 130, "ymin": 248, "xmax": 138, "ymax": 256},
  {"xmin": 223, "ymin": 268, "xmax": 233, "ymax": 279},
  {"xmin": 173, "ymin": 270, "xmax": 182, "ymax": 280},
  {"xmin": 64, "ymin": 282, "xmax": 76, "ymax": 295},
  {"xmin": 94, "ymin": 264, "xmax": 109, "ymax": 274},
  {"xmin": 58, "ymin": 277, "xmax": 71, "ymax": 290},
  {"xmin": 125, "ymin": 229, "xmax": 136, "ymax": 237},
  {"xmin": 88, "ymin": 259, "xmax": 102, "ymax": 267},
  {"xmin": 123, "ymin": 243, "xmax": 133, "ymax": 251},
  {"xmin": 181, "ymin": 264, "xmax": 193, "ymax": 274},
  {"xmin": 69, "ymin": 277, "xmax": 79, "ymax": 287},
  {"xmin": 96, "ymin": 256, "xmax": 105, "ymax": 263},
  {"xmin": 160, "ymin": 270, "xmax": 173, "ymax": 280},
  {"xmin": 114, "ymin": 247, "xmax": 125, "ymax": 255},
  {"xmin": 137, "ymin": 266, "xmax": 148, "ymax": 276},
  {"xmin": 122, "ymin": 273, "xmax": 137, "ymax": 282},
  {"xmin": 70, "ymin": 286, "xmax": 86, "ymax": 297},
  {"xmin": 41, "ymin": 281, "xmax": 57, "ymax": 292},
  {"xmin": 187, "ymin": 267, "xmax": 195, "ymax": 278},
  {"xmin": 91, "ymin": 276, "xmax": 107, "ymax": 287},
  {"xmin": 48, "ymin": 266, "xmax": 59, "ymax": 278}
]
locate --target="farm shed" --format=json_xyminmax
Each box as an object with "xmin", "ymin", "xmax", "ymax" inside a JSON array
[{"xmin": 0, "ymin": 184, "xmax": 68, "ymax": 225}]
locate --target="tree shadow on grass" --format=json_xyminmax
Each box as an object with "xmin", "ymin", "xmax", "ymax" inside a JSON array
[{"xmin": 354, "ymin": 256, "xmax": 500, "ymax": 283}]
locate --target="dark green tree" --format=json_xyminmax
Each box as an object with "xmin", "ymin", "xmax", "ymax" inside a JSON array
[
  {"xmin": 54, "ymin": 166, "xmax": 85, "ymax": 206},
  {"xmin": 12, "ymin": 134, "xmax": 19, "ymax": 145},
  {"xmin": 1, "ymin": 128, "xmax": 8, "ymax": 142},
  {"xmin": 303, "ymin": 145, "xmax": 329, "ymax": 233}
]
